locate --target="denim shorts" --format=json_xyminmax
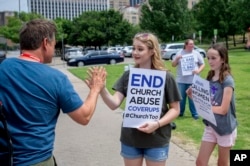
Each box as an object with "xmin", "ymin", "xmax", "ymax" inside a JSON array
[{"xmin": 120, "ymin": 143, "xmax": 169, "ymax": 162}]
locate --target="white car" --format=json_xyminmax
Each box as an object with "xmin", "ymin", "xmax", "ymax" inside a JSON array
[
  {"xmin": 107, "ymin": 47, "xmax": 123, "ymax": 54},
  {"xmin": 161, "ymin": 43, "xmax": 206, "ymax": 60},
  {"xmin": 63, "ymin": 48, "xmax": 84, "ymax": 61},
  {"xmin": 121, "ymin": 46, "xmax": 133, "ymax": 57}
]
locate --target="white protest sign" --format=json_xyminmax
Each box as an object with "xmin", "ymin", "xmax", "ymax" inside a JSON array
[
  {"xmin": 181, "ymin": 53, "xmax": 196, "ymax": 76},
  {"xmin": 192, "ymin": 75, "xmax": 217, "ymax": 126},
  {"xmin": 123, "ymin": 68, "xmax": 166, "ymax": 128}
]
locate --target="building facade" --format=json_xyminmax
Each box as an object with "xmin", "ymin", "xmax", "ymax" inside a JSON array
[
  {"xmin": 119, "ymin": 6, "xmax": 139, "ymax": 25},
  {"xmin": 0, "ymin": 11, "xmax": 16, "ymax": 47},
  {"xmin": 27, "ymin": 0, "xmax": 110, "ymax": 20},
  {"xmin": 26, "ymin": 0, "xmax": 199, "ymax": 22},
  {"xmin": 0, "ymin": 11, "xmax": 15, "ymax": 26},
  {"xmin": 110, "ymin": 0, "xmax": 129, "ymax": 10},
  {"xmin": 129, "ymin": 0, "xmax": 144, "ymax": 7}
]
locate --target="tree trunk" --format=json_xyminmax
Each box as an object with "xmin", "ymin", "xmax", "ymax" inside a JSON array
[
  {"xmin": 225, "ymin": 36, "xmax": 229, "ymax": 49},
  {"xmin": 233, "ymin": 35, "xmax": 236, "ymax": 47},
  {"xmin": 242, "ymin": 33, "xmax": 245, "ymax": 43}
]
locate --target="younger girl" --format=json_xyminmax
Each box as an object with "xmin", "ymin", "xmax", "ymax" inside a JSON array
[{"xmin": 188, "ymin": 43, "xmax": 237, "ymax": 166}]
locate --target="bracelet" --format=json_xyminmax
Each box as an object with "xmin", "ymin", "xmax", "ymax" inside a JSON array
[{"xmin": 157, "ymin": 120, "xmax": 161, "ymax": 128}]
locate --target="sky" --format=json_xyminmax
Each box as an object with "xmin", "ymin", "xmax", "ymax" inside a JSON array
[{"xmin": 0, "ymin": 0, "xmax": 28, "ymax": 12}]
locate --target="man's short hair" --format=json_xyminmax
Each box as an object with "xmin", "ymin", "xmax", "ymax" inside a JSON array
[{"xmin": 19, "ymin": 19, "xmax": 57, "ymax": 50}]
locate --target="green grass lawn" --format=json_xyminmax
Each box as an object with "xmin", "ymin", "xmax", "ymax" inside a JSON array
[{"xmin": 69, "ymin": 48, "xmax": 250, "ymax": 152}]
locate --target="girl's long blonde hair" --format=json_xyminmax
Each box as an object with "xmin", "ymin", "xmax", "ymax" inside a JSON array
[{"xmin": 133, "ymin": 32, "xmax": 166, "ymax": 70}]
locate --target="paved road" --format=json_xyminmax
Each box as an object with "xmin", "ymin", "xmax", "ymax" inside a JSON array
[{"xmin": 48, "ymin": 57, "xmax": 198, "ymax": 166}]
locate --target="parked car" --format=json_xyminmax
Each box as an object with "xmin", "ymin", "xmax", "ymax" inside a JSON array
[
  {"xmin": 83, "ymin": 47, "xmax": 96, "ymax": 54},
  {"xmin": 0, "ymin": 50, "xmax": 6, "ymax": 63},
  {"xmin": 161, "ymin": 43, "xmax": 206, "ymax": 60},
  {"xmin": 160, "ymin": 43, "xmax": 183, "ymax": 56},
  {"xmin": 62, "ymin": 47, "xmax": 83, "ymax": 61},
  {"xmin": 107, "ymin": 46, "xmax": 123, "ymax": 53},
  {"xmin": 122, "ymin": 46, "xmax": 133, "ymax": 57},
  {"xmin": 67, "ymin": 51, "xmax": 124, "ymax": 67}
]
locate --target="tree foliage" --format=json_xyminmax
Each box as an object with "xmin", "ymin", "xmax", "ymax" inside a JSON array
[
  {"xmin": 54, "ymin": 18, "xmax": 70, "ymax": 42},
  {"xmin": 229, "ymin": 0, "xmax": 250, "ymax": 33},
  {"xmin": 192, "ymin": 0, "xmax": 250, "ymax": 47},
  {"xmin": 193, "ymin": 0, "xmax": 228, "ymax": 36},
  {"xmin": 139, "ymin": 0, "xmax": 190, "ymax": 42},
  {"xmin": 0, "ymin": 12, "xmax": 43, "ymax": 43},
  {"xmin": 67, "ymin": 10, "xmax": 136, "ymax": 48}
]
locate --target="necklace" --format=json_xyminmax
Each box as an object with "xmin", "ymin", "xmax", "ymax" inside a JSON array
[{"xmin": 20, "ymin": 53, "xmax": 41, "ymax": 63}]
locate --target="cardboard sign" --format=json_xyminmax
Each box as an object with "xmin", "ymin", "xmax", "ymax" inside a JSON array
[
  {"xmin": 192, "ymin": 75, "xmax": 217, "ymax": 126},
  {"xmin": 181, "ymin": 54, "xmax": 196, "ymax": 76},
  {"xmin": 123, "ymin": 68, "xmax": 166, "ymax": 128}
]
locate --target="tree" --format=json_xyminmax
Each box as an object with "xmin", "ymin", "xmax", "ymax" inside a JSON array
[
  {"xmin": 67, "ymin": 10, "xmax": 135, "ymax": 48},
  {"xmin": 139, "ymin": 0, "xmax": 191, "ymax": 42},
  {"xmin": 54, "ymin": 18, "xmax": 72, "ymax": 56},
  {"xmin": 54, "ymin": 18, "xmax": 71, "ymax": 45},
  {"xmin": 192, "ymin": 0, "xmax": 243, "ymax": 48},
  {"xmin": 0, "ymin": 12, "xmax": 44, "ymax": 43},
  {"xmin": 240, "ymin": 0, "xmax": 250, "ymax": 32},
  {"xmin": 229, "ymin": 0, "xmax": 250, "ymax": 43}
]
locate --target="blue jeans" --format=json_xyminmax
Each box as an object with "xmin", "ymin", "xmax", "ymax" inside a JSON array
[
  {"xmin": 120, "ymin": 143, "xmax": 169, "ymax": 162},
  {"xmin": 177, "ymin": 83, "xmax": 198, "ymax": 117}
]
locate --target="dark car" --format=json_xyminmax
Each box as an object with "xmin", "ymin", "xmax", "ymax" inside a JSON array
[
  {"xmin": 67, "ymin": 51, "xmax": 124, "ymax": 67},
  {"xmin": 0, "ymin": 50, "xmax": 7, "ymax": 63}
]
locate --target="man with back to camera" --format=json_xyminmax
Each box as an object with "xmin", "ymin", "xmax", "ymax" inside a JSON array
[{"xmin": 0, "ymin": 19, "xmax": 106, "ymax": 165}]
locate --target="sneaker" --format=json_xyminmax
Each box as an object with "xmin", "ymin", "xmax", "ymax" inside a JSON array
[
  {"xmin": 193, "ymin": 115, "xmax": 199, "ymax": 120},
  {"xmin": 179, "ymin": 114, "xmax": 184, "ymax": 117}
]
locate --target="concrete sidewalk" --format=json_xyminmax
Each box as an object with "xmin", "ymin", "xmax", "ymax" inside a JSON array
[{"xmin": 51, "ymin": 61, "xmax": 197, "ymax": 166}]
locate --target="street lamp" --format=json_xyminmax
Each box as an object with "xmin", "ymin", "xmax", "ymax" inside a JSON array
[{"xmin": 18, "ymin": 0, "xmax": 21, "ymax": 18}]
